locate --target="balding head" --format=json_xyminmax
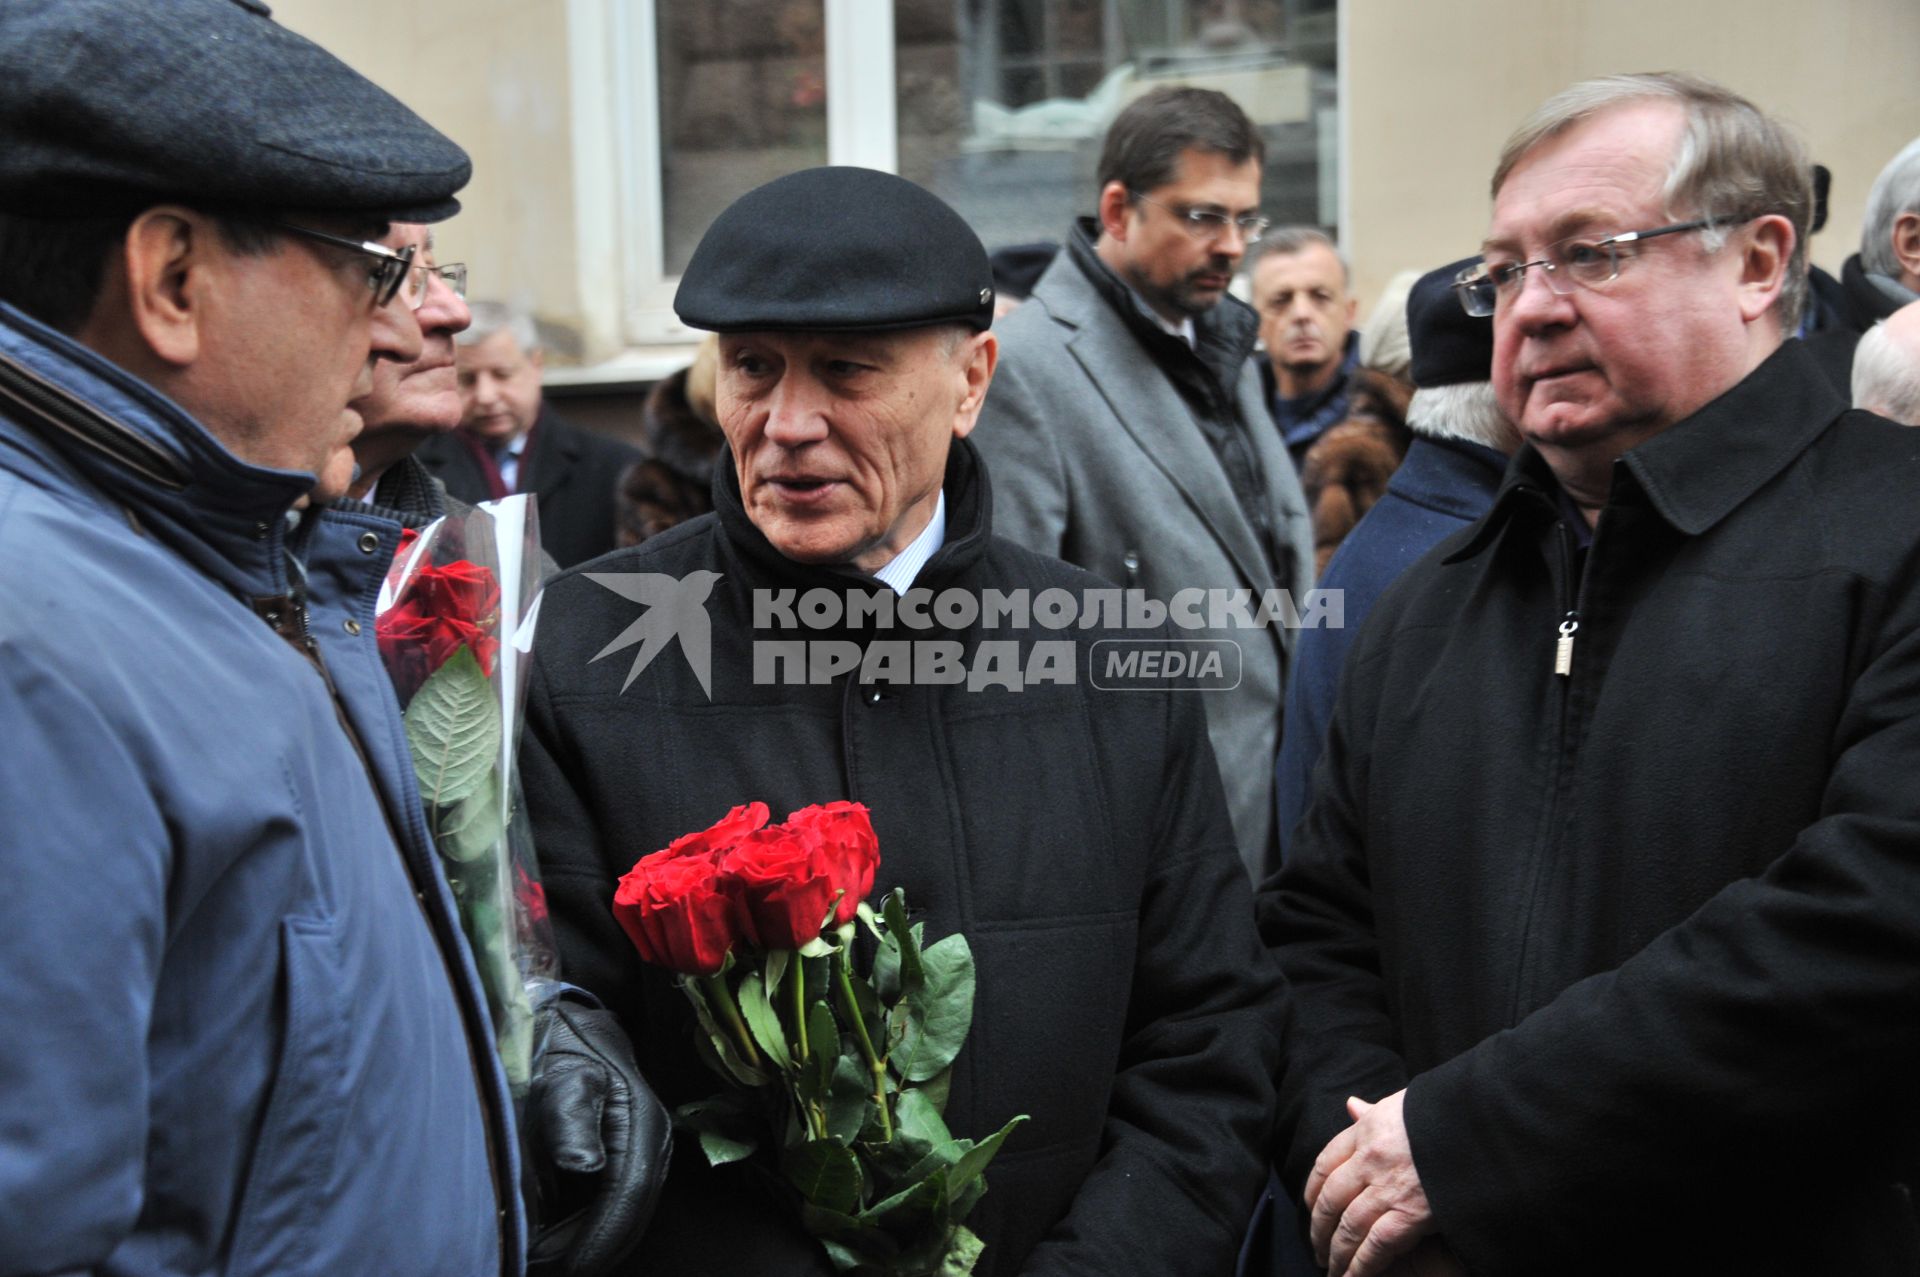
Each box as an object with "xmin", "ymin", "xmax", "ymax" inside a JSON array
[{"xmin": 1852, "ymin": 302, "xmax": 1920, "ymax": 424}]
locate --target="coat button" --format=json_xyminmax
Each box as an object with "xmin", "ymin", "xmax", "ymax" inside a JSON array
[
  {"xmin": 358, "ymin": 531, "xmax": 380, "ymax": 554},
  {"xmin": 866, "ymin": 688, "xmax": 885, "ymax": 705},
  {"xmin": 252, "ymin": 521, "xmax": 271, "ymax": 540},
  {"xmin": 343, "ymin": 618, "xmax": 362, "ymax": 636}
]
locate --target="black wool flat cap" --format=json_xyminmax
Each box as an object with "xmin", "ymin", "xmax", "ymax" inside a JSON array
[
  {"xmin": 0, "ymin": 0, "xmax": 471, "ymax": 222},
  {"xmin": 676, "ymin": 167, "xmax": 995, "ymax": 333},
  {"xmin": 1408, "ymin": 256, "xmax": 1495, "ymax": 389}
]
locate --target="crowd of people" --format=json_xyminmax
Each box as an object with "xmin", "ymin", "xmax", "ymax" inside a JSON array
[{"xmin": 6, "ymin": 3, "xmax": 1920, "ymax": 1276}]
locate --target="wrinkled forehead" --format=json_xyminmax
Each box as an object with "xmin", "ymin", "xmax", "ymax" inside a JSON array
[{"xmin": 1486, "ymin": 100, "xmax": 1685, "ymax": 251}]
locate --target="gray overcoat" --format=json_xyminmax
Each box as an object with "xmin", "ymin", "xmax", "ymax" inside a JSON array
[{"xmin": 973, "ymin": 246, "xmax": 1314, "ymax": 881}]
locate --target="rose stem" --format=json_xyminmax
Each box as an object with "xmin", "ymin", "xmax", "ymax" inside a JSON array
[
  {"xmin": 701, "ymin": 971, "xmax": 763, "ymax": 1071},
  {"xmin": 835, "ymin": 947, "xmax": 892, "ymax": 1142},
  {"xmin": 792, "ymin": 955, "xmax": 810, "ymax": 1066}
]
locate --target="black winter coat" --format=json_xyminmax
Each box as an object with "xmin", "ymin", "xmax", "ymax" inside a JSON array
[
  {"xmin": 524, "ymin": 440, "xmax": 1283, "ymax": 1276},
  {"xmin": 1259, "ymin": 342, "xmax": 1920, "ymax": 1275},
  {"xmin": 419, "ymin": 406, "xmax": 640, "ymax": 569}
]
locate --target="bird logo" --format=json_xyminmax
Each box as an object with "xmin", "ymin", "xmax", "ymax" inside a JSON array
[{"xmin": 585, "ymin": 570, "xmax": 724, "ymax": 698}]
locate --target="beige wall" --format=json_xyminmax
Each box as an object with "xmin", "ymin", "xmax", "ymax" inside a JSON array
[
  {"xmin": 271, "ymin": 0, "xmax": 588, "ymax": 350},
  {"xmin": 1344, "ymin": 0, "xmax": 1920, "ymax": 314}
]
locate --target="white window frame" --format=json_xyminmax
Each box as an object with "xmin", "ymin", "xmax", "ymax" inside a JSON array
[{"xmin": 567, "ymin": 0, "xmax": 899, "ymax": 352}]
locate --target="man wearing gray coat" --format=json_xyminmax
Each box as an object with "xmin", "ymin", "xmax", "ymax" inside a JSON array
[{"xmin": 973, "ymin": 86, "xmax": 1314, "ymax": 882}]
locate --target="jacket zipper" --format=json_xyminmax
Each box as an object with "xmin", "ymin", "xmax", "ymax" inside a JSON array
[
  {"xmin": 263, "ymin": 590, "xmax": 514, "ymax": 1270},
  {"xmin": 1507, "ymin": 512, "xmax": 1596, "ymax": 1022}
]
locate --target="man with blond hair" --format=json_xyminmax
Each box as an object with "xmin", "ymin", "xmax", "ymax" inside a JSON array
[{"xmin": 1260, "ymin": 72, "xmax": 1920, "ymax": 1276}]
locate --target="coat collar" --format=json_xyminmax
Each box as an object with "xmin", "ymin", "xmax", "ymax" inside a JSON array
[
  {"xmin": 1447, "ymin": 339, "xmax": 1844, "ymax": 562},
  {"xmin": 1384, "ymin": 435, "xmax": 1509, "ymax": 523},
  {"xmin": 1055, "ymin": 218, "xmax": 1260, "ymax": 381},
  {"xmin": 710, "ymin": 434, "xmax": 992, "ymax": 594},
  {"xmin": 0, "ymin": 301, "xmax": 312, "ymax": 599}
]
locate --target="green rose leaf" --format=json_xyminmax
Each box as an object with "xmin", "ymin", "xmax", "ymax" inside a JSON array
[
  {"xmin": 739, "ymin": 970, "xmax": 793, "ymax": 1073},
  {"xmin": 890, "ymin": 1086, "xmax": 953, "ymax": 1165},
  {"xmin": 785, "ymin": 1139, "xmax": 862, "ymax": 1216},
  {"xmin": 405, "ymin": 645, "xmax": 502, "ymax": 809},
  {"xmin": 684, "ymin": 976, "xmax": 771, "ymax": 1089},
  {"xmin": 858, "ymin": 1167, "xmax": 948, "ymax": 1235},
  {"xmin": 913, "ymin": 1068, "xmax": 953, "ymax": 1116},
  {"xmin": 434, "ymin": 768, "xmax": 504, "ymax": 863},
  {"xmin": 826, "ymin": 1050, "xmax": 872, "ymax": 1146},
  {"xmin": 800, "ymin": 1203, "xmax": 899, "ymax": 1270},
  {"xmin": 674, "ymin": 1098, "xmax": 759, "ymax": 1167},
  {"xmin": 808, "ymin": 1000, "xmax": 839, "ymax": 1096},
  {"xmin": 947, "ymin": 1114, "xmax": 1027, "ymax": 1197},
  {"xmin": 937, "ymin": 1224, "xmax": 987, "ymax": 1276},
  {"xmin": 892, "ymin": 934, "xmax": 975, "ymax": 1083},
  {"xmin": 881, "ymin": 889, "xmax": 925, "ymax": 994}
]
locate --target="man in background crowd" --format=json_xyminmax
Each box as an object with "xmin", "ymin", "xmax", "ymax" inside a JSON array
[
  {"xmin": 1251, "ymin": 228, "xmax": 1361, "ymax": 467},
  {"xmin": 1805, "ymin": 135, "xmax": 1920, "ymax": 391},
  {"xmin": 1852, "ymin": 300, "xmax": 1920, "ymax": 423},
  {"xmin": 420, "ymin": 301, "xmax": 640, "ymax": 567},
  {"xmin": 973, "ymin": 85, "xmax": 1313, "ymax": 883},
  {"xmin": 333, "ymin": 224, "xmax": 670, "ymax": 1277}
]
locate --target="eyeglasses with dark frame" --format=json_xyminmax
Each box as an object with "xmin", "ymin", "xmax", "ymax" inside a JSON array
[
  {"xmin": 1453, "ymin": 215, "xmax": 1757, "ymax": 317},
  {"xmin": 1128, "ymin": 190, "xmax": 1271, "ymax": 244},
  {"xmin": 269, "ymin": 221, "xmax": 419, "ymax": 307}
]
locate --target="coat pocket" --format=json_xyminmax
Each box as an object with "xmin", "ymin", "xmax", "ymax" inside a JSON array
[{"xmin": 226, "ymin": 915, "xmax": 353, "ymax": 1275}]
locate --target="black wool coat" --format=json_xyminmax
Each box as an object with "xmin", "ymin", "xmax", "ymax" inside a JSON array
[
  {"xmin": 419, "ymin": 405, "xmax": 640, "ymax": 569},
  {"xmin": 1259, "ymin": 341, "xmax": 1920, "ymax": 1275},
  {"xmin": 523, "ymin": 439, "xmax": 1284, "ymax": 1276}
]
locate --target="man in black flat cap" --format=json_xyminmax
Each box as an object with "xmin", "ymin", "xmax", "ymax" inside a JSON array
[
  {"xmin": 0, "ymin": 3, "xmax": 610, "ymax": 1274},
  {"xmin": 522, "ymin": 164, "xmax": 1285, "ymax": 1276}
]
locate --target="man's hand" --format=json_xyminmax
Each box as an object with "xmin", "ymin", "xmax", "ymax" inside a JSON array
[
  {"xmin": 1303, "ymin": 1090, "xmax": 1435, "ymax": 1277},
  {"xmin": 526, "ymin": 996, "xmax": 672, "ymax": 1277}
]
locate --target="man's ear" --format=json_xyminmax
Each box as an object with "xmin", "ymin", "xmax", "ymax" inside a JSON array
[
  {"xmin": 1734, "ymin": 213, "xmax": 1794, "ymax": 325},
  {"xmin": 950, "ymin": 330, "xmax": 999, "ymax": 441},
  {"xmin": 119, "ymin": 207, "xmax": 208, "ymax": 367},
  {"xmin": 1096, "ymin": 181, "xmax": 1135, "ymax": 243},
  {"xmin": 1891, "ymin": 210, "xmax": 1920, "ymax": 292}
]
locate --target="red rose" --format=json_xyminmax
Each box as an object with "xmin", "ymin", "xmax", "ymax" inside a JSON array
[
  {"xmin": 613, "ymin": 849, "xmax": 738, "ymax": 976},
  {"xmin": 723, "ymin": 802, "xmax": 879, "ymax": 947},
  {"xmin": 664, "ymin": 801, "xmax": 769, "ymax": 860},
  {"xmin": 376, "ymin": 553, "xmax": 503, "ymax": 701},
  {"xmin": 612, "ymin": 803, "xmax": 770, "ymax": 975},
  {"xmin": 725, "ymin": 824, "xmax": 842, "ymax": 951},
  {"xmin": 783, "ymin": 801, "xmax": 878, "ymax": 926}
]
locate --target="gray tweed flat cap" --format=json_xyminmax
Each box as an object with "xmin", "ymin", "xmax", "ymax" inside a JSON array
[{"xmin": 0, "ymin": 0, "xmax": 471, "ymax": 222}]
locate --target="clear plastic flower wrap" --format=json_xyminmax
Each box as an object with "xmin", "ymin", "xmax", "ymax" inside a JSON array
[{"xmin": 375, "ymin": 494, "xmax": 559, "ymax": 1095}]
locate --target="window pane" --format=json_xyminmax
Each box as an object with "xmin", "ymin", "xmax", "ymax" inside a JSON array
[
  {"xmin": 896, "ymin": 0, "xmax": 1338, "ymax": 253},
  {"xmin": 658, "ymin": 0, "xmax": 830, "ymax": 276}
]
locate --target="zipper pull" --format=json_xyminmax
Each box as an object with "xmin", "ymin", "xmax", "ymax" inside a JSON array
[{"xmin": 1554, "ymin": 612, "xmax": 1579, "ymax": 677}]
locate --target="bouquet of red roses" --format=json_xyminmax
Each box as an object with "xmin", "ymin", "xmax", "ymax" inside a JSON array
[
  {"xmin": 615, "ymin": 801, "xmax": 1025, "ymax": 1276},
  {"xmin": 376, "ymin": 495, "xmax": 558, "ymax": 1094}
]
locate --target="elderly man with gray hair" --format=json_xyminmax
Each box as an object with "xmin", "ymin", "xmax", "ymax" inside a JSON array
[
  {"xmin": 419, "ymin": 300, "xmax": 641, "ymax": 567},
  {"xmin": 1852, "ymin": 300, "xmax": 1920, "ymax": 423},
  {"xmin": 1805, "ymin": 135, "xmax": 1920, "ymax": 392},
  {"xmin": 1260, "ymin": 71, "xmax": 1920, "ymax": 1276}
]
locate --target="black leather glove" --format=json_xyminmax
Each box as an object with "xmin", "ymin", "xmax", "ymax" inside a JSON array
[{"xmin": 526, "ymin": 994, "xmax": 672, "ymax": 1277}]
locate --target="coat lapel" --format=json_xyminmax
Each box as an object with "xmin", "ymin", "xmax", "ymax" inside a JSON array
[
  {"xmin": 1038, "ymin": 262, "xmax": 1278, "ymax": 593},
  {"xmin": 522, "ymin": 411, "xmax": 579, "ymax": 501}
]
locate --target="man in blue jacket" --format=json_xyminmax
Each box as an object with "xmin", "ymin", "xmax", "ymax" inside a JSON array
[{"xmin": 0, "ymin": 3, "xmax": 522, "ymax": 1273}]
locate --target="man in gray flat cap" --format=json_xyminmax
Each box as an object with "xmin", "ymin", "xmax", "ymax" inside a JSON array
[
  {"xmin": 522, "ymin": 165, "xmax": 1285, "ymax": 1277},
  {"xmin": 0, "ymin": 3, "xmax": 508, "ymax": 1273}
]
